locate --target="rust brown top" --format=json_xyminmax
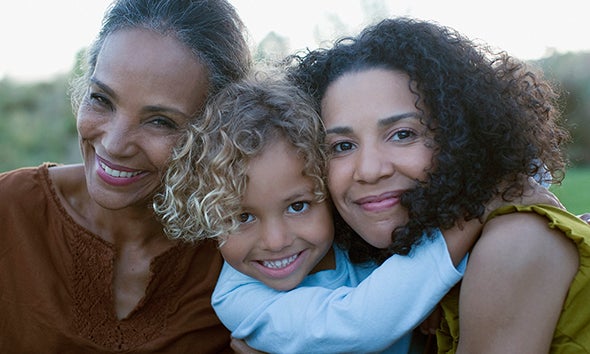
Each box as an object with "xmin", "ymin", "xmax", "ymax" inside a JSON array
[{"xmin": 0, "ymin": 164, "xmax": 232, "ymax": 353}]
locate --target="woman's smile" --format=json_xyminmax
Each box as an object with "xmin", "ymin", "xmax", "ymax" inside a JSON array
[
  {"xmin": 354, "ymin": 191, "xmax": 403, "ymax": 212},
  {"xmin": 95, "ymin": 156, "xmax": 146, "ymax": 186}
]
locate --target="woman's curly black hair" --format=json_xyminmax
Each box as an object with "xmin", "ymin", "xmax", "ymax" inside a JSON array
[{"xmin": 287, "ymin": 17, "xmax": 570, "ymax": 264}]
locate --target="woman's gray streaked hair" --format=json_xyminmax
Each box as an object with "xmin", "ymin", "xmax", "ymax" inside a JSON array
[{"xmin": 70, "ymin": 0, "xmax": 252, "ymax": 111}]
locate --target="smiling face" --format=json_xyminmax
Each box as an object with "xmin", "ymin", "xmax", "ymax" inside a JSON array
[
  {"xmin": 219, "ymin": 138, "xmax": 334, "ymax": 291},
  {"xmin": 322, "ymin": 68, "xmax": 434, "ymax": 248},
  {"xmin": 77, "ymin": 28, "xmax": 209, "ymax": 210}
]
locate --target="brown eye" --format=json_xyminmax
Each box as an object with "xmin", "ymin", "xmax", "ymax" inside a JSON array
[
  {"xmin": 390, "ymin": 128, "xmax": 417, "ymax": 142},
  {"xmin": 332, "ymin": 141, "xmax": 355, "ymax": 153},
  {"xmin": 89, "ymin": 92, "xmax": 112, "ymax": 109},
  {"xmin": 238, "ymin": 212, "xmax": 255, "ymax": 224},
  {"xmin": 288, "ymin": 201, "xmax": 310, "ymax": 214}
]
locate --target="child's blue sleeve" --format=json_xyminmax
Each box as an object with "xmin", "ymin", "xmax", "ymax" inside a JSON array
[{"xmin": 212, "ymin": 230, "xmax": 464, "ymax": 353}]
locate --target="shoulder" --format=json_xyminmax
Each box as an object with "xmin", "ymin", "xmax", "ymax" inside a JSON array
[
  {"xmin": 1, "ymin": 164, "xmax": 43, "ymax": 181},
  {"xmin": 0, "ymin": 164, "xmax": 49, "ymax": 198},
  {"xmin": 0, "ymin": 165, "xmax": 59, "ymax": 241},
  {"xmin": 457, "ymin": 211, "xmax": 579, "ymax": 352},
  {"xmin": 48, "ymin": 163, "xmax": 85, "ymax": 187},
  {"xmin": 463, "ymin": 210, "xmax": 578, "ymax": 320},
  {"xmin": 474, "ymin": 211, "xmax": 578, "ymax": 273}
]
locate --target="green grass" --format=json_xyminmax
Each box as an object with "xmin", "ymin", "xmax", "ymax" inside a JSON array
[{"xmin": 550, "ymin": 166, "xmax": 590, "ymax": 215}]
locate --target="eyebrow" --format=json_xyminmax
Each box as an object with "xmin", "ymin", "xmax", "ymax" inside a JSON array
[
  {"xmin": 377, "ymin": 112, "xmax": 420, "ymax": 127},
  {"xmin": 325, "ymin": 111, "xmax": 420, "ymax": 135},
  {"xmin": 283, "ymin": 191, "xmax": 310, "ymax": 204},
  {"xmin": 89, "ymin": 77, "xmax": 191, "ymax": 118},
  {"xmin": 90, "ymin": 77, "xmax": 115, "ymax": 98}
]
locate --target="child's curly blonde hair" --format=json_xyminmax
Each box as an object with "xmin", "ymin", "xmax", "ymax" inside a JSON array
[{"xmin": 154, "ymin": 68, "xmax": 328, "ymax": 243}]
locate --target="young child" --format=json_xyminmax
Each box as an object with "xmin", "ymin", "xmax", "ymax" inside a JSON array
[{"xmin": 155, "ymin": 69, "xmax": 478, "ymax": 353}]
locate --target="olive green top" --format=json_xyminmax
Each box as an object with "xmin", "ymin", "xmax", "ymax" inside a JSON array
[{"xmin": 437, "ymin": 204, "xmax": 590, "ymax": 353}]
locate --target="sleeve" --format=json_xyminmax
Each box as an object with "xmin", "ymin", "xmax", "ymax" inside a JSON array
[{"xmin": 212, "ymin": 230, "xmax": 466, "ymax": 354}]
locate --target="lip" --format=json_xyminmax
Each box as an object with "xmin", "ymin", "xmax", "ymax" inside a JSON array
[
  {"xmin": 354, "ymin": 191, "xmax": 403, "ymax": 212},
  {"xmin": 95, "ymin": 155, "xmax": 146, "ymax": 187},
  {"xmin": 252, "ymin": 250, "xmax": 307, "ymax": 279}
]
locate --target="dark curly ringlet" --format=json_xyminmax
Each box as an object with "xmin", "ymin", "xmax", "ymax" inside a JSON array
[
  {"xmin": 70, "ymin": 0, "xmax": 252, "ymax": 111},
  {"xmin": 287, "ymin": 17, "xmax": 569, "ymax": 264},
  {"xmin": 154, "ymin": 67, "xmax": 328, "ymax": 243}
]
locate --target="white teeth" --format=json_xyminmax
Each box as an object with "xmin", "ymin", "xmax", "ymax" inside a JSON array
[
  {"xmin": 262, "ymin": 254, "xmax": 298, "ymax": 269},
  {"xmin": 100, "ymin": 162, "xmax": 142, "ymax": 178}
]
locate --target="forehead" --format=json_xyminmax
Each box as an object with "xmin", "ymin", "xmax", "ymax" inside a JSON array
[
  {"xmin": 247, "ymin": 138, "xmax": 301, "ymax": 173},
  {"xmin": 321, "ymin": 68, "xmax": 416, "ymax": 127},
  {"xmin": 245, "ymin": 139, "xmax": 312, "ymax": 192},
  {"xmin": 94, "ymin": 28, "xmax": 210, "ymax": 116}
]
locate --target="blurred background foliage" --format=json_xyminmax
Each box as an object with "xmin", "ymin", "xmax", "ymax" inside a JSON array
[
  {"xmin": 0, "ymin": 74, "xmax": 79, "ymax": 172},
  {"xmin": 539, "ymin": 52, "xmax": 590, "ymax": 166},
  {"xmin": 1, "ymin": 47, "xmax": 588, "ymax": 172},
  {"xmin": 0, "ymin": 25, "xmax": 588, "ymax": 212}
]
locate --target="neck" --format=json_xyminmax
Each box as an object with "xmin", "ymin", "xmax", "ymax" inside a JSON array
[
  {"xmin": 310, "ymin": 246, "xmax": 336, "ymax": 274},
  {"xmin": 49, "ymin": 163, "xmax": 173, "ymax": 247}
]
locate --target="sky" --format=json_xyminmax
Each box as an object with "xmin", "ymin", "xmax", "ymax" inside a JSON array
[{"xmin": 1, "ymin": 0, "xmax": 588, "ymax": 82}]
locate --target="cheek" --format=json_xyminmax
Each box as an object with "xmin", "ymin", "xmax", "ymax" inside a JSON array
[
  {"xmin": 218, "ymin": 238, "xmax": 249, "ymax": 269},
  {"xmin": 307, "ymin": 207, "xmax": 335, "ymax": 247},
  {"xmin": 326, "ymin": 161, "xmax": 348, "ymax": 200},
  {"xmin": 416, "ymin": 145, "xmax": 435, "ymax": 177},
  {"xmin": 76, "ymin": 104, "xmax": 105, "ymax": 141},
  {"xmin": 76, "ymin": 107, "xmax": 92, "ymax": 138},
  {"xmin": 397, "ymin": 145, "xmax": 434, "ymax": 181},
  {"xmin": 152, "ymin": 140, "xmax": 177, "ymax": 167},
  {"xmin": 149, "ymin": 134, "xmax": 184, "ymax": 171}
]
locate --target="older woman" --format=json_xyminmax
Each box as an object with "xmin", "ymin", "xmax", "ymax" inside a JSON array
[{"xmin": 0, "ymin": 0, "xmax": 250, "ymax": 352}]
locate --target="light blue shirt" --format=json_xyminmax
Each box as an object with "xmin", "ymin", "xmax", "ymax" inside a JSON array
[{"xmin": 212, "ymin": 231, "xmax": 467, "ymax": 354}]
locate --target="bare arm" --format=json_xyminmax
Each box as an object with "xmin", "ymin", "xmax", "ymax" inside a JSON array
[
  {"xmin": 443, "ymin": 177, "xmax": 564, "ymax": 267},
  {"xmin": 456, "ymin": 212, "xmax": 578, "ymax": 353},
  {"xmin": 231, "ymin": 337, "xmax": 266, "ymax": 354},
  {"xmin": 419, "ymin": 178, "xmax": 565, "ymax": 334}
]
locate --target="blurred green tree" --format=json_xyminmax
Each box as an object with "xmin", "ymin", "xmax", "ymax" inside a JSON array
[
  {"xmin": 537, "ymin": 52, "xmax": 590, "ymax": 166},
  {"xmin": 1, "ymin": 6, "xmax": 588, "ymax": 172}
]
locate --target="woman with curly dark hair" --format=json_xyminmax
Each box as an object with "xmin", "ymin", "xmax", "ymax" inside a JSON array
[
  {"xmin": 286, "ymin": 17, "xmax": 590, "ymax": 353},
  {"xmin": 186, "ymin": 17, "xmax": 587, "ymax": 354},
  {"xmin": 159, "ymin": 66, "xmax": 499, "ymax": 353}
]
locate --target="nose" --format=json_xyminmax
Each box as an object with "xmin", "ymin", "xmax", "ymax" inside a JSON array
[
  {"xmin": 352, "ymin": 143, "xmax": 395, "ymax": 183},
  {"xmin": 259, "ymin": 218, "xmax": 294, "ymax": 252},
  {"xmin": 102, "ymin": 113, "xmax": 138, "ymax": 158}
]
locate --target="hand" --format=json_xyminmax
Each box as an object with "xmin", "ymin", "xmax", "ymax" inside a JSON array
[
  {"xmin": 520, "ymin": 177, "xmax": 564, "ymax": 209},
  {"xmin": 445, "ymin": 178, "xmax": 564, "ymax": 267},
  {"xmin": 484, "ymin": 177, "xmax": 564, "ymax": 220},
  {"xmin": 579, "ymin": 213, "xmax": 590, "ymax": 224},
  {"xmin": 419, "ymin": 306, "xmax": 441, "ymax": 335},
  {"xmin": 230, "ymin": 337, "xmax": 267, "ymax": 354}
]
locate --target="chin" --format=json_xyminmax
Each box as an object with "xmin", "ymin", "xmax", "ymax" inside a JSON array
[
  {"xmin": 356, "ymin": 226, "xmax": 396, "ymax": 249},
  {"xmin": 368, "ymin": 239, "xmax": 393, "ymax": 249}
]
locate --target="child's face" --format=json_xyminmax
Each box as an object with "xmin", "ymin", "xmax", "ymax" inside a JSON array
[{"xmin": 219, "ymin": 138, "xmax": 334, "ymax": 291}]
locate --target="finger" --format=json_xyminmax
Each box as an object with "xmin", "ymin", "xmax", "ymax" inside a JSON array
[{"xmin": 578, "ymin": 213, "xmax": 590, "ymax": 224}]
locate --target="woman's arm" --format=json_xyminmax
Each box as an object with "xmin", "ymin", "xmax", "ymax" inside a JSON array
[{"xmin": 456, "ymin": 212, "xmax": 578, "ymax": 354}]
